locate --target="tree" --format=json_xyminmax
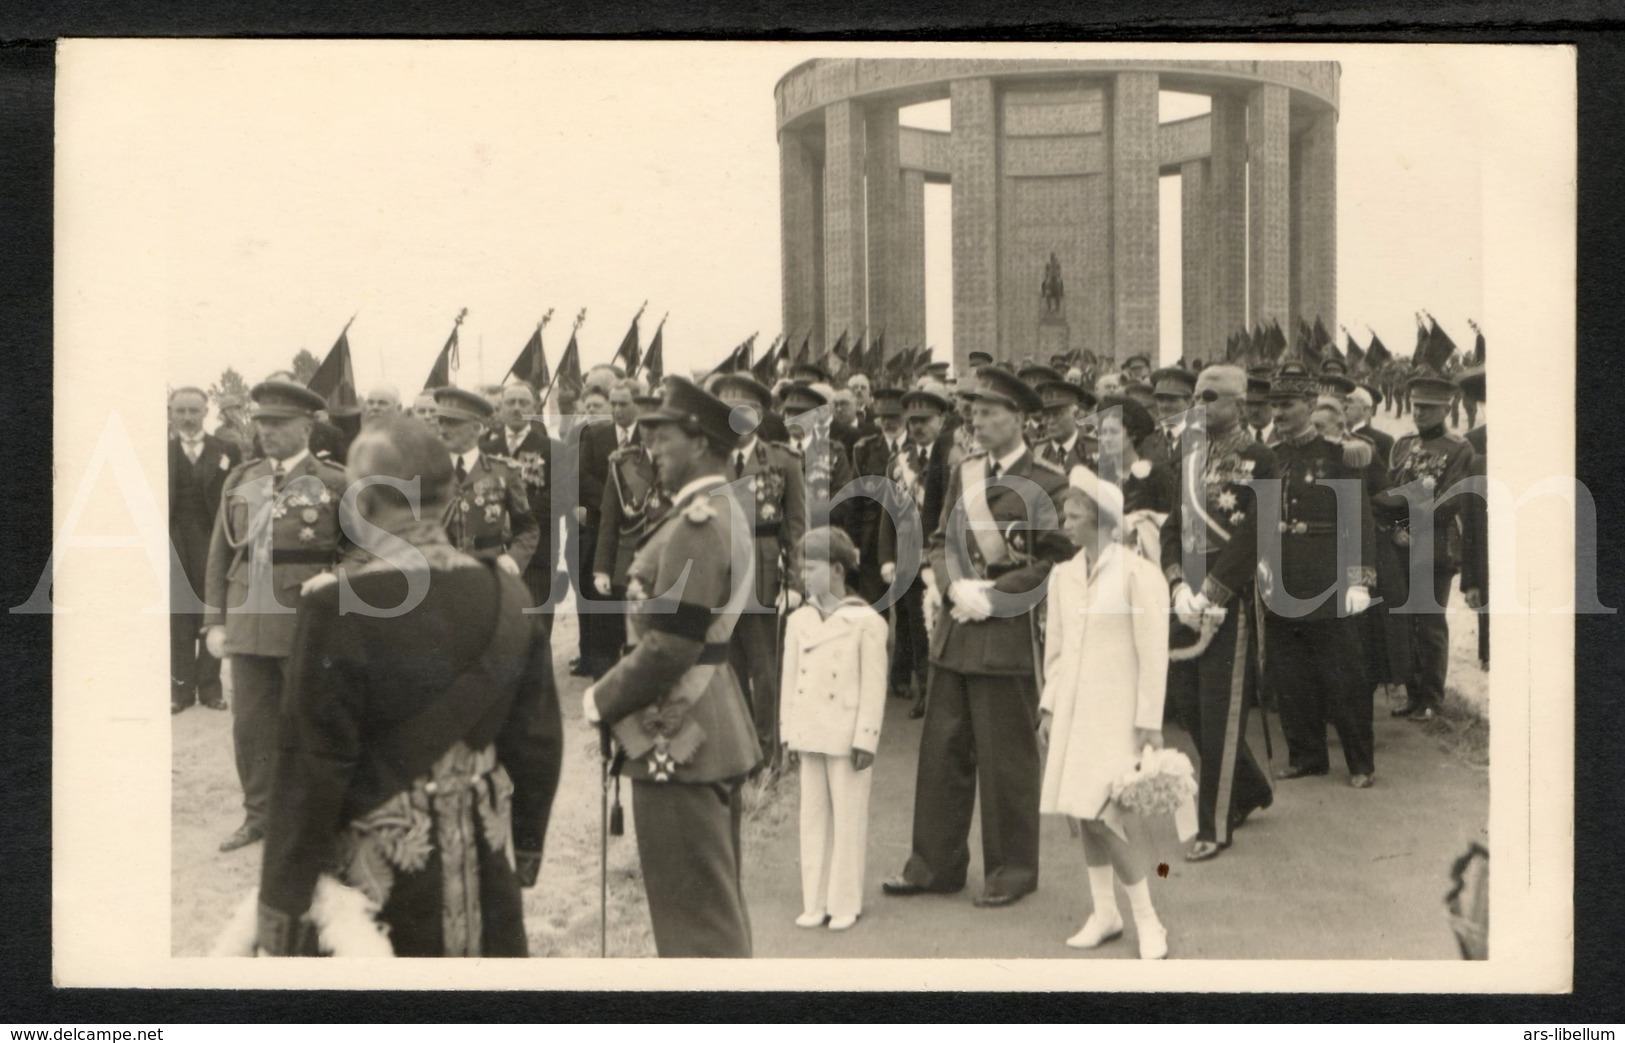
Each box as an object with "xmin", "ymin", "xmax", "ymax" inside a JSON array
[
  {"xmin": 209, "ymin": 366, "xmax": 249, "ymax": 409},
  {"xmin": 290, "ymin": 348, "xmax": 320, "ymax": 384}
]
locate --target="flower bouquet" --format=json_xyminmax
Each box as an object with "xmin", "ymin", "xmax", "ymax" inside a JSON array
[{"xmin": 1110, "ymin": 746, "xmax": 1199, "ymax": 840}]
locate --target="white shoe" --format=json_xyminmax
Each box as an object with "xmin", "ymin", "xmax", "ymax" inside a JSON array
[
  {"xmin": 795, "ymin": 912, "xmax": 828, "ymax": 928},
  {"xmin": 827, "ymin": 914, "xmax": 859, "ymax": 932},
  {"xmin": 1065, "ymin": 913, "xmax": 1124, "ymax": 949},
  {"xmin": 1137, "ymin": 920, "xmax": 1169, "ymax": 960}
]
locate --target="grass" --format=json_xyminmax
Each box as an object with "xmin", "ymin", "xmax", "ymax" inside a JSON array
[{"xmin": 1421, "ymin": 687, "xmax": 1490, "ymax": 770}]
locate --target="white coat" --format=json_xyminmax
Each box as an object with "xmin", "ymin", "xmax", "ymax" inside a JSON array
[
  {"xmin": 1038, "ymin": 543, "xmax": 1170, "ymax": 836},
  {"xmin": 780, "ymin": 598, "xmax": 888, "ymax": 756}
]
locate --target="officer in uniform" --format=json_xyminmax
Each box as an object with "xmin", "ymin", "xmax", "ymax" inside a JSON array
[
  {"xmin": 1033, "ymin": 376, "xmax": 1099, "ymax": 472},
  {"xmin": 1457, "ymin": 366, "xmax": 1488, "ymax": 669},
  {"xmin": 1261, "ymin": 362, "xmax": 1379, "ymax": 788},
  {"xmin": 713, "ymin": 373, "xmax": 807, "ymax": 767},
  {"xmin": 203, "ymin": 380, "xmax": 351, "ymax": 853},
  {"xmin": 879, "ymin": 389, "xmax": 953, "ymax": 712},
  {"xmin": 1243, "ymin": 367, "xmax": 1278, "ymax": 445},
  {"xmin": 1375, "ymin": 371, "xmax": 1475, "ymax": 720},
  {"xmin": 1144, "ymin": 366, "xmax": 1197, "ymax": 467},
  {"xmin": 1159, "ymin": 365, "xmax": 1277, "ymax": 862},
  {"xmin": 435, "ymin": 387, "xmax": 540, "ymax": 579},
  {"xmin": 482, "ymin": 381, "xmax": 556, "ymax": 638},
  {"xmin": 592, "ymin": 393, "xmax": 671, "ymax": 655},
  {"xmin": 782, "ymin": 381, "xmax": 859, "ymax": 540},
  {"xmin": 850, "ymin": 388, "xmax": 910, "ymax": 604},
  {"xmin": 883, "ymin": 367, "xmax": 1071, "ymax": 907},
  {"xmin": 582, "ymin": 377, "xmax": 762, "ymax": 957}
]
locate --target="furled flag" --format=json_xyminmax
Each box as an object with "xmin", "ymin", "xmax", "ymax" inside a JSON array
[
  {"xmin": 307, "ymin": 314, "xmax": 359, "ymax": 414},
  {"xmin": 507, "ymin": 310, "xmax": 553, "ymax": 391},
  {"xmin": 641, "ymin": 314, "xmax": 667, "ymax": 384},
  {"xmin": 1417, "ymin": 314, "xmax": 1459, "ymax": 376},
  {"xmin": 751, "ymin": 334, "xmax": 784, "ymax": 383},
  {"xmin": 423, "ymin": 308, "xmax": 468, "ymax": 391},
  {"xmin": 869, "ymin": 332, "xmax": 886, "ymax": 379},
  {"xmin": 1343, "ymin": 327, "xmax": 1366, "ymax": 373},
  {"xmin": 794, "ymin": 331, "xmax": 811, "ymax": 366},
  {"xmin": 554, "ymin": 326, "xmax": 583, "ymax": 397},
  {"xmin": 613, "ymin": 302, "xmax": 647, "ymax": 376},
  {"xmin": 1366, "ymin": 330, "xmax": 1393, "ymax": 368},
  {"xmin": 825, "ymin": 330, "xmax": 850, "ymax": 378},
  {"xmin": 847, "ymin": 332, "xmax": 867, "ymax": 377},
  {"xmin": 1265, "ymin": 320, "xmax": 1288, "ymax": 363},
  {"xmin": 711, "ymin": 333, "xmax": 756, "ymax": 377}
]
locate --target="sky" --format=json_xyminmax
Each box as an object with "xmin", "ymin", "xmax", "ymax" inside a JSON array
[{"xmin": 56, "ymin": 40, "xmax": 1526, "ymax": 406}]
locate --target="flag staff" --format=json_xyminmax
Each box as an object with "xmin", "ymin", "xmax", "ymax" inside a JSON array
[{"xmin": 543, "ymin": 307, "xmax": 586, "ymax": 407}]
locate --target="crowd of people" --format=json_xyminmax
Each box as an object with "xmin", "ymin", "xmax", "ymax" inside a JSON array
[{"xmin": 169, "ymin": 341, "xmax": 1488, "ymax": 960}]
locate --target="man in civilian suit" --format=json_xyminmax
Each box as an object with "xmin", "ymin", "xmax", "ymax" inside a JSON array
[
  {"xmin": 482, "ymin": 381, "xmax": 556, "ymax": 641},
  {"xmin": 170, "ymin": 387, "xmax": 241, "ymax": 714},
  {"xmin": 574, "ymin": 385, "xmax": 624, "ymax": 678}
]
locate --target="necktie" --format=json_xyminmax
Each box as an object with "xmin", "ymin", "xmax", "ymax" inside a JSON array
[
  {"xmin": 1046, "ymin": 441, "xmax": 1063, "ymax": 465},
  {"xmin": 183, "ymin": 438, "xmax": 202, "ymax": 464},
  {"xmin": 988, "ymin": 460, "xmax": 1001, "ymax": 481},
  {"xmin": 911, "ymin": 446, "xmax": 926, "ymax": 472},
  {"xmin": 733, "ymin": 451, "xmax": 745, "ymax": 479},
  {"xmin": 271, "ymin": 461, "xmax": 285, "ymax": 492},
  {"xmin": 456, "ymin": 455, "xmax": 468, "ymax": 484}
]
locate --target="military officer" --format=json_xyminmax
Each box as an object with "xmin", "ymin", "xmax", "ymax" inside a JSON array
[
  {"xmin": 434, "ymin": 387, "xmax": 540, "ymax": 578},
  {"xmin": 203, "ymin": 380, "xmax": 351, "ymax": 853},
  {"xmin": 1456, "ymin": 366, "xmax": 1488, "ymax": 670},
  {"xmin": 1144, "ymin": 366, "xmax": 1197, "ymax": 467},
  {"xmin": 1122, "ymin": 353, "xmax": 1152, "ymax": 385},
  {"xmin": 1159, "ymin": 365, "xmax": 1277, "ymax": 862},
  {"xmin": 1243, "ymin": 368, "xmax": 1277, "ymax": 445},
  {"xmin": 582, "ymin": 377, "xmax": 762, "ymax": 957},
  {"xmin": 1374, "ymin": 371, "xmax": 1475, "ymax": 720},
  {"xmin": 713, "ymin": 373, "xmax": 808, "ymax": 766},
  {"xmin": 781, "ymin": 381, "xmax": 859, "ymax": 541},
  {"xmin": 883, "ymin": 367, "xmax": 1071, "ymax": 907},
  {"xmin": 1261, "ymin": 362, "xmax": 1379, "ymax": 789},
  {"xmin": 482, "ymin": 381, "xmax": 556, "ymax": 637},
  {"xmin": 592, "ymin": 393, "xmax": 671, "ymax": 653},
  {"xmin": 1034, "ymin": 376, "xmax": 1099, "ymax": 472},
  {"xmin": 879, "ymin": 388, "xmax": 953, "ymax": 712},
  {"xmin": 850, "ymin": 388, "xmax": 910, "ymax": 604}
]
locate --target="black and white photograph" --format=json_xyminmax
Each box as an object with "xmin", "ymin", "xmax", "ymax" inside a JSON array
[{"xmin": 44, "ymin": 40, "xmax": 1574, "ymax": 991}]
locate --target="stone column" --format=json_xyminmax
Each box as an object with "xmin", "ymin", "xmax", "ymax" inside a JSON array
[
  {"xmin": 1110, "ymin": 72, "xmax": 1159, "ymax": 368},
  {"xmin": 950, "ymin": 78, "xmax": 998, "ymax": 370},
  {"xmin": 1247, "ymin": 83, "xmax": 1291, "ymax": 330},
  {"xmin": 779, "ymin": 128, "xmax": 822, "ymax": 352},
  {"xmin": 1181, "ymin": 158, "xmax": 1212, "ymax": 362},
  {"xmin": 823, "ymin": 100, "xmax": 867, "ymax": 351},
  {"xmin": 865, "ymin": 104, "xmax": 903, "ymax": 348},
  {"xmin": 1292, "ymin": 108, "xmax": 1337, "ymax": 335},
  {"xmin": 1208, "ymin": 93, "xmax": 1248, "ymax": 345},
  {"xmin": 897, "ymin": 168, "xmax": 928, "ymax": 352}
]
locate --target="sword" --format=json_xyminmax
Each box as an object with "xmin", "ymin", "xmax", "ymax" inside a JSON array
[{"xmin": 599, "ymin": 724, "xmax": 610, "ymax": 959}]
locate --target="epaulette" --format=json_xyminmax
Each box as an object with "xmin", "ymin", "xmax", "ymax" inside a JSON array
[{"xmin": 1340, "ymin": 439, "xmax": 1373, "ymax": 470}]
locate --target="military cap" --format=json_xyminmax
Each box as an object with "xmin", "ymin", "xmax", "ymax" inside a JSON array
[
  {"xmin": 1407, "ymin": 372, "xmax": 1460, "ymax": 406},
  {"xmin": 1267, "ymin": 361, "xmax": 1319, "ymax": 400},
  {"xmin": 249, "ymin": 379, "xmax": 326, "ymax": 420},
  {"xmin": 1319, "ymin": 373, "xmax": 1357, "ymax": 396},
  {"xmin": 1122, "ymin": 353, "xmax": 1152, "ymax": 370},
  {"xmin": 902, "ymin": 388, "xmax": 951, "ymax": 418},
  {"xmin": 711, "ymin": 372, "xmax": 774, "ymax": 413},
  {"xmin": 434, "ymin": 385, "xmax": 495, "ymax": 423},
  {"xmin": 1038, "ymin": 380, "xmax": 1094, "ymax": 410},
  {"xmin": 923, "ymin": 360, "xmax": 950, "ymax": 379},
  {"xmin": 967, "ymin": 350, "xmax": 995, "ymax": 368},
  {"xmin": 961, "ymin": 366, "xmax": 1043, "ymax": 413},
  {"xmin": 1123, "ymin": 379, "xmax": 1154, "ymax": 398},
  {"xmin": 637, "ymin": 375, "xmax": 742, "ymax": 450},
  {"xmin": 1455, "ymin": 365, "xmax": 1485, "ymax": 403},
  {"xmin": 788, "ymin": 360, "xmax": 830, "ymax": 384},
  {"xmin": 1246, "ymin": 375, "xmax": 1272, "ymax": 403},
  {"xmin": 1321, "ymin": 357, "xmax": 1349, "ymax": 377},
  {"xmin": 782, "ymin": 382, "xmax": 828, "ymax": 414},
  {"xmin": 634, "ymin": 393, "xmax": 665, "ymax": 414},
  {"xmin": 1359, "ymin": 382, "xmax": 1384, "ymax": 409},
  {"xmin": 1150, "ymin": 367, "xmax": 1197, "ymax": 400},
  {"xmin": 871, "ymin": 387, "xmax": 905, "ymax": 418},
  {"xmin": 1016, "ymin": 363, "xmax": 1062, "ymax": 387}
]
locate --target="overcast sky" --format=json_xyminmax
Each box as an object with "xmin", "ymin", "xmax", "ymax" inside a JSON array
[{"xmin": 58, "ymin": 40, "xmax": 1534, "ymax": 403}]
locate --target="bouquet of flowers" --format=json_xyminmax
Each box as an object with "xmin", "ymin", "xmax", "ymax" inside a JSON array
[{"xmin": 1110, "ymin": 746, "xmax": 1198, "ymax": 820}]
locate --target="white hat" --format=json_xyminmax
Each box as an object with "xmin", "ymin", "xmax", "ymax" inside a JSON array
[{"xmin": 1067, "ymin": 464, "xmax": 1124, "ymax": 528}]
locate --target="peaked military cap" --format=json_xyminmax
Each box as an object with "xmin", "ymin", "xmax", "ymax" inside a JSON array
[
  {"xmin": 1321, "ymin": 357, "xmax": 1349, "ymax": 376},
  {"xmin": 638, "ymin": 375, "xmax": 742, "ymax": 450},
  {"xmin": 1246, "ymin": 375, "xmax": 1272, "ymax": 403},
  {"xmin": 1407, "ymin": 372, "xmax": 1460, "ymax": 406},
  {"xmin": 1018, "ymin": 364, "xmax": 1065, "ymax": 387},
  {"xmin": 1319, "ymin": 373, "xmax": 1357, "ymax": 396},
  {"xmin": 1150, "ymin": 367, "xmax": 1197, "ymax": 399},
  {"xmin": 962, "ymin": 365, "xmax": 1043, "ymax": 413},
  {"xmin": 788, "ymin": 361, "xmax": 830, "ymax": 384},
  {"xmin": 1122, "ymin": 353, "xmax": 1152, "ymax": 370},
  {"xmin": 434, "ymin": 385, "xmax": 494, "ymax": 423},
  {"xmin": 1267, "ymin": 361, "xmax": 1319, "ymax": 400},
  {"xmin": 871, "ymin": 387, "xmax": 905, "ymax": 417},
  {"xmin": 966, "ymin": 350, "xmax": 995, "ymax": 368},
  {"xmin": 1038, "ymin": 380, "xmax": 1094, "ymax": 410},
  {"xmin": 711, "ymin": 372, "xmax": 774, "ymax": 413},
  {"xmin": 902, "ymin": 389, "xmax": 951, "ymax": 418},
  {"xmin": 250, "ymin": 379, "xmax": 326, "ymax": 420},
  {"xmin": 782, "ymin": 381, "xmax": 828, "ymax": 414}
]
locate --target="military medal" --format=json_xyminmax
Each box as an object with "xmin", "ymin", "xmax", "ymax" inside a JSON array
[
  {"xmin": 301, "ymin": 507, "xmax": 319, "ymax": 523},
  {"xmin": 299, "ymin": 526, "xmax": 316, "ymax": 543}
]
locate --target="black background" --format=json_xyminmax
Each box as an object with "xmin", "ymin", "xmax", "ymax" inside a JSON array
[{"xmin": 1, "ymin": 4, "xmax": 1620, "ymax": 1023}]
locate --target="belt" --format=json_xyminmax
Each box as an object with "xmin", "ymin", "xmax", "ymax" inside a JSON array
[
  {"xmin": 270, "ymin": 548, "xmax": 335, "ymax": 565},
  {"xmin": 1278, "ymin": 521, "xmax": 1337, "ymax": 536},
  {"xmin": 472, "ymin": 534, "xmax": 505, "ymax": 551}
]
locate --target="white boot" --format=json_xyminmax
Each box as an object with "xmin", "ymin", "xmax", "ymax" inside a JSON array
[
  {"xmin": 1067, "ymin": 864, "xmax": 1124, "ymax": 949},
  {"xmin": 1123, "ymin": 878, "xmax": 1168, "ymax": 960}
]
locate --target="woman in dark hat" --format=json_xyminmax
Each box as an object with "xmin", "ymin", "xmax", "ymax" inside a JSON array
[{"xmin": 1092, "ymin": 395, "xmax": 1174, "ymax": 563}]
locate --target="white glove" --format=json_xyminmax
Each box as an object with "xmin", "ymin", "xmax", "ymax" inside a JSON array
[
  {"xmin": 581, "ymin": 685, "xmax": 601, "ymax": 726},
  {"xmin": 880, "ymin": 562, "xmax": 896, "ymax": 585},
  {"xmin": 496, "ymin": 553, "xmax": 521, "ymax": 577},
  {"xmin": 593, "ymin": 572, "xmax": 612, "ymax": 596},
  {"xmin": 203, "ymin": 625, "xmax": 227, "ymax": 660},
  {"xmin": 1172, "ymin": 583, "xmax": 1202, "ymax": 630},
  {"xmin": 1344, "ymin": 585, "xmax": 1372, "ymax": 616},
  {"xmin": 783, "ymin": 589, "xmax": 804, "ymax": 610},
  {"xmin": 300, "ymin": 571, "xmax": 338, "ymax": 597},
  {"xmin": 948, "ymin": 579, "xmax": 994, "ymax": 622}
]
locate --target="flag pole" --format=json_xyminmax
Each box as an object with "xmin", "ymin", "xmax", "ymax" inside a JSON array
[{"xmin": 542, "ymin": 307, "xmax": 586, "ymax": 408}]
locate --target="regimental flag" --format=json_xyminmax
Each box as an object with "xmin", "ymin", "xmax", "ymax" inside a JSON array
[
  {"xmin": 423, "ymin": 308, "xmax": 468, "ymax": 391},
  {"xmin": 1265, "ymin": 320, "xmax": 1288, "ymax": 363},
  {"xmin": 307, "ymin": 315, "xmax": 359, "ymax": 414},
  {"xmin": 554, "ymin": 329, "xmax": 583, "ymax": 397},
  {"xmin": 1413, "ymin": 313, "xmax": 1431, "ymax": 364},
  {"xmin": 507, "ymin": 315, "xmax": 552, "ymax": 391},
  {"xmin": 1417, "ymin": 315, "xmax": 1459, "ymax": 376},
  {"xmin": 848, "ymin": 332, "xmax": 867, "ymax": 378},
  {"xmin": 825, "ymin": 330, "xmax": 850, "ymax": 378},
  {"xmin": 1251, "ymin": 322, "xmax": 1268, "ymax": 364},
  {"xmin": 869, "ymin": 332, "xmax": 886, "ymax": 379},
  {"xmin": 613, "ymin": 304, "xmax": 646, "ymax": 376},
  {"xmin": 711, "ymin": 333, "xmax": 756, "ymax": 376},
  {"xmin": 1366, "ymin": 330, "xmax": 1393, "ymax": 368},
  {"xmin": 1344, "ymin": 328, "xmax": 1366, "ymax": 373},
  {"xmin": 642, "ymin": 317, "xmax": 666, "ymax": 383},
  {"xmin": 794, "ymin": 332, "xmax": 811, "ymax": 366},
  {"xmin": 1313, "ymin": 316, "xmax": 1335, "ymax": 359},
  {"xmin": 751, "ymin": 334, "xmax": 784, "ymax": 383}
]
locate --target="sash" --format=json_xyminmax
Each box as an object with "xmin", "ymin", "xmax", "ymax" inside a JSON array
[{"xmin": 962, "ymin": 457, "xmax": 1013, "ymax": 569}]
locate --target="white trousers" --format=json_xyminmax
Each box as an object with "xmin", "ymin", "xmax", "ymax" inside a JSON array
[{"xmin": 797, "ymin": 752, "xmax": 874, "ymax": 920}]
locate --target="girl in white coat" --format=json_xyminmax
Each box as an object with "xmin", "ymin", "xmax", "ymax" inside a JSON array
[
  {"xmin": 780, "ymin": 526, "xmax": 888, "ymax": 931},
  {"xmin": 1038, "ymin": 469, "xmax": 1171, "ymax": 958}
]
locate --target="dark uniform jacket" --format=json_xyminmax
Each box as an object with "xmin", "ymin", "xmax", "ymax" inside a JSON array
[
  {"xmin": 1373, "ymin": 426, "xmax": 1475, "ymax": 571},
  {"xmin": 203, "ymin": 451, "xmax": 350, "ymax": 659},
  {"xmin": 593, "ymin": 477, "xmax": 762, "ymax": 784},
  {"xmin": 444, "ymin": 450, "xmax": 540, "ymax": 575},
  {"xmin": 171, "ymin": 432, "xmax": 242, "ymax": 597},
  {"xmin": 1036, "ymin": 432, "xmax": 1095, "ymax": 475},
  {"xmin": 576, "ymin": 418, "xmax": 620, "ymax": 532},
  {"xmin": 784, "ymin": 430, "xmax": 858, "ymax": 541},
  {"xmin": 926, "ymin": 449, "xmax": 1072, "ymax": 677},
  {"xmin": 481, "ymin": 421, "xmax": 554, "ymax": 579},
  {"xmin": 593, "ymin": 438, "xmax": 669, "ymax": 587},
  {"xmin": 257, "ymin": 556, "xmax": 563, "ymax": 956},
  {"xmin": 878, "ymin": 433, "xmax": 950, "ymax": 572},
  {"xmin": 1459, "ymin": 426, "xmax": 1489, "ymax": 598},
  {"xmin": 729, "ymin": 437, "xmax": 808, "ymax": 606},
  {"xmin": 852, "ymin": 430, "xmax": 909, "ymax": 598},
  {"xmin": 1259, "ymin": 428, "xmax": 1378, "ymax": 623},
  {"xmin": 1161, "ymin": 426, "xmax": 1278, "ymax": 607}
]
